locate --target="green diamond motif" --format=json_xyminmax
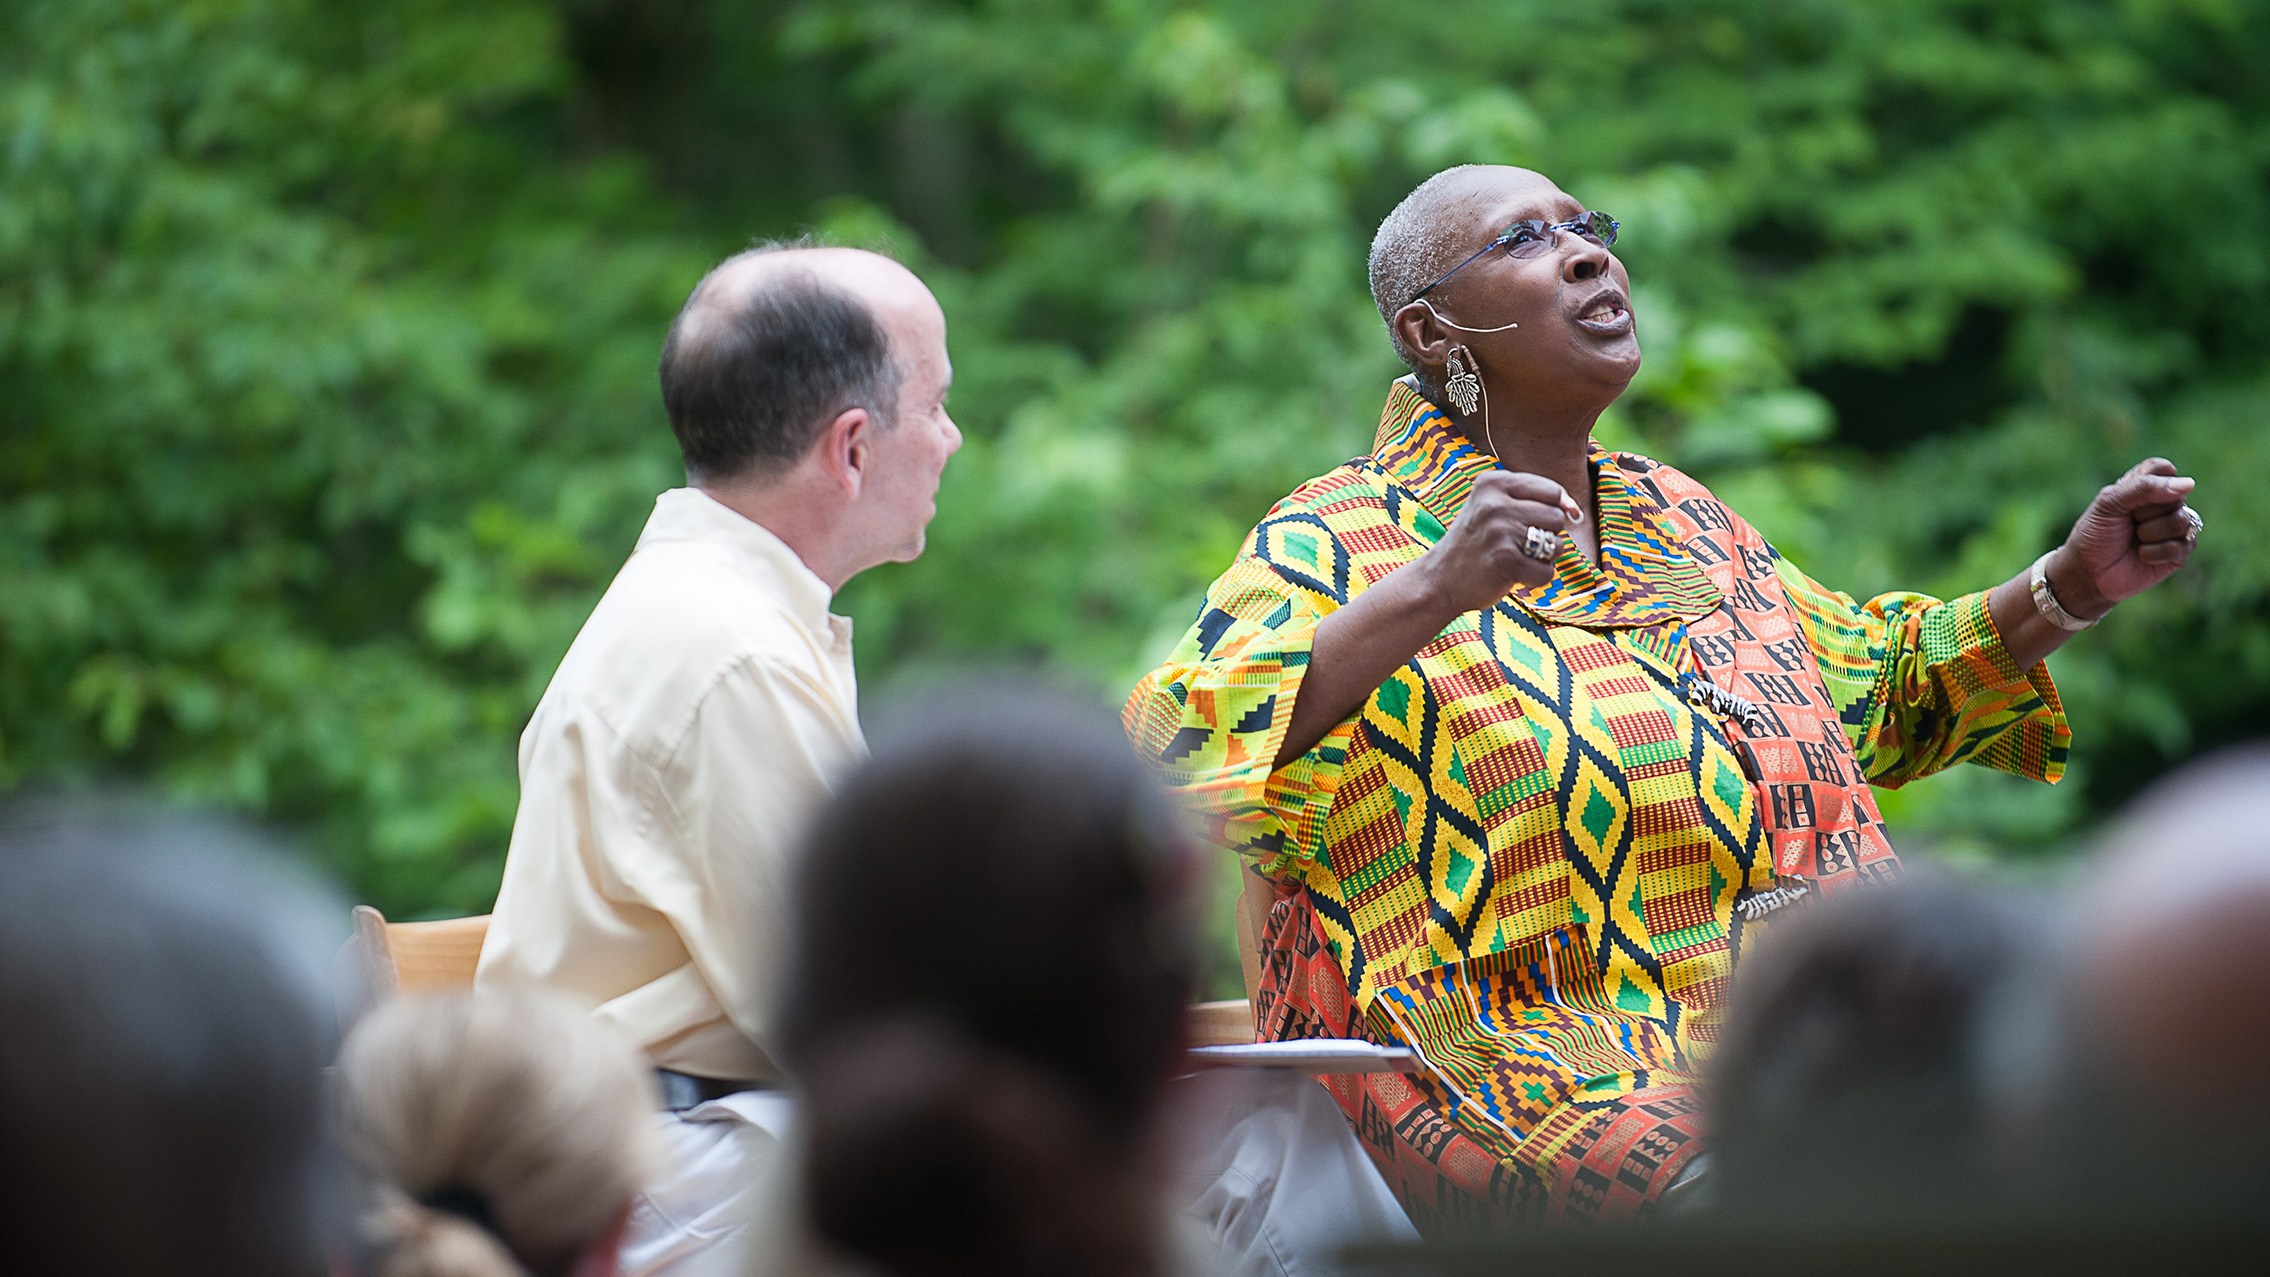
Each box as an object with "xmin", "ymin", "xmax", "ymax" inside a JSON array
[
  {"xmin": 1375, "ymin": 677, "xmax": 1411, "ymax": 722},
  {"xmin": 1523, "ymin": 1081, "xmax": 1548, "ymax": 1102},
  {"xmin": 1501, "ymin": 638, "xmax": 1543, "ymax": 672},
  {"xmin": 1614, "ymin": 976, "xmax": 1652, "ymax": 1012},
  {"xmin": 1444, "ymin": 848, "xmax": 1474, "ymax": 895},
  {"xmin": 1580, "ymin": 786, "xmax": 1618, "ymax": 845},
  {"xmin": 1713, "ymin": 759, "xmax": 1746, "ymax": 811},
  {"xmin": 1413, "ymin": 508, "xmax": 1446, "ymax": 541},
  {"xmin": 1390, "ymin": 788, "xmax": 1413, "ymax": 826},
  {"xmin": 1710, "ymin": 864, "xmax": 1729, "ymax": 899},
  {"xmin": 1283, "ymin": 530, "xmax": 1319, "ymax": 566},
  {"xmin": 1447, "ymin": 748, "xmax": 1468, "ymax": 789}
]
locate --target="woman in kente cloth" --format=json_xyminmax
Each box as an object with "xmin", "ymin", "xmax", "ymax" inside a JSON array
[{"xmin": 1123, "ymin": 164, "xmax": 2203, "ymax": 1231}]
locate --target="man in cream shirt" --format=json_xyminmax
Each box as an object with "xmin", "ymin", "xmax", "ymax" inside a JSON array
[{"xmin": 478, "ymin": 244, "xmax": 961, "ymax": 1274}]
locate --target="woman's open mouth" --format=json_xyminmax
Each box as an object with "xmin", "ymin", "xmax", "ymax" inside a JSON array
[{"xmin": 1574, "ymin": 291, "xmax": 1634, "ymax": 336}]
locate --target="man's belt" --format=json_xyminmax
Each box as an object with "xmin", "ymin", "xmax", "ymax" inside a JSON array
[{"xmin": 654, "ymin": 1068, "xmax": 763, "ymax": 1112}]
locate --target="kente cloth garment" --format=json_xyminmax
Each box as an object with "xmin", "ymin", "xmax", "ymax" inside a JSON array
[{"xmin": 1124, "ymin": 380, "xmax": 2068, "ymax": 1229}]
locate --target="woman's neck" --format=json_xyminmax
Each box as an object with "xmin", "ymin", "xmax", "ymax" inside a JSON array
[
  {"xmin": 1459, "ymin": 409, "xmax": 1598, "ymax": 512},
  {"xmin": 1450, "ymin": 399, "xmax": 1603, "ymax": 562}
]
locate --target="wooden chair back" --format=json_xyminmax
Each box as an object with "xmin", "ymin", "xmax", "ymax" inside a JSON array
[
  {"xmin": 1186, "ymin": 867, "xmax": 1279, "ymax": 1048},
  {"xmin": 348, "ymin": 906, "xmax": 490, "ymax": 1005},
  {"xmin": 341, "ymin": 902, "xmax": 1277, "ymax": 1050}
]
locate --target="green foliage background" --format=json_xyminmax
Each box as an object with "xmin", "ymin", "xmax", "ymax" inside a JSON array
[{"xmin": 7, "ymin": 0, "xmax": 2268, "ymax": 977}]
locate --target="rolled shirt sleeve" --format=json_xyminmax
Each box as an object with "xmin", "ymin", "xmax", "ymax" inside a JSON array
[
  {"xmin": 1774, "ymin": 556, "xmax": 2070, "ymax": 789},
  {"xmin": 1124, "ymin": 554, "xmax": 1355, "ymax": 874}
]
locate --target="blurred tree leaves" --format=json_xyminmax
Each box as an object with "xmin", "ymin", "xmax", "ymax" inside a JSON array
[
  {"xmin": 4, "ymin": 0, "xmax": 2268, "ymax": 923},
  {"xmin": 0, "ymin": 0, "xmax": 700, "ymax": 908}
]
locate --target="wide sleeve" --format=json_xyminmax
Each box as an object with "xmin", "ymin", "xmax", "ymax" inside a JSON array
[
  {"xmin": 1123, "ymin": 551, "xmax": 1355, "ymax": 874},
  {"xmin": 1773, "ymin": 556, "xmax": 2070, "ymax": 789}
]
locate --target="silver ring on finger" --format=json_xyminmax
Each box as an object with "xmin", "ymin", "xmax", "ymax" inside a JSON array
[
  {"xmin": 1520, "ymin": 525, "xmax": 1560, "ymax": 562},
  {"xmin": 2180, "ymin": 507, "xmax": 2203, "ymax": 542}
]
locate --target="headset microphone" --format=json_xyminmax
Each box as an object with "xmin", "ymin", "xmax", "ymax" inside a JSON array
[{"xmin": 1421, "ymin": 301, "xmax": 1519, "ymax": 333}]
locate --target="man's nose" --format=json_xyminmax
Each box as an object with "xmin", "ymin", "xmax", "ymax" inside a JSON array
[
  {"xmin": 1560, "ymin": 233, "xmax": 1610, "ymax": 283},
  {"xmin": 943, "ymin": 413, "xmax": 964, "ymax": 454}
]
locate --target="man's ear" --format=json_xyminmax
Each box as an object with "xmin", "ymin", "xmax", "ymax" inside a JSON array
[
  {"xmin": 812, "ymin": 407, "xmax": 873, "ymax": 499},
  {"xmin": 1393, "ymin": 302, "xmax": 1451, "ymax": 371}
]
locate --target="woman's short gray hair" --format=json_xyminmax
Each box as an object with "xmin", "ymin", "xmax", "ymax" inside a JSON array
[{"xmin": 1368, "ymin": 165, "xmax": 1493, "ymax": 373}]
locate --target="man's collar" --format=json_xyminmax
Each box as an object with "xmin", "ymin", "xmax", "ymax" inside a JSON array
[{"xmin": 638, "ymin": 488, "xmax": 841, "ymax": 638}]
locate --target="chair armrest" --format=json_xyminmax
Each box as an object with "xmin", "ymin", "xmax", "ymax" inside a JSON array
[
  {"xmin": 1188, "ymin": 999, "xmax": 1257, "ymax": 1047},
  {"xmin": 1188, "ymin": 1041, "xmax": 1420, "ymax": 1075}
]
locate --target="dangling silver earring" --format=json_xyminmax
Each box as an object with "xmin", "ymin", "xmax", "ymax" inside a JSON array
[{"xmin": 1445, "ymin": 345, "xmax": 1482, "ymax": 417}]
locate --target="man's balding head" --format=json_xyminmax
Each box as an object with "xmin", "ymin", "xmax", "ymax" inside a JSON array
[
  {"xmin": 659, "ymin": 245, "xmax": 930, "ymax": 483},
  {"xmin": 1369, "ymin": 165, "xmax": 1559, "ymax": 370}
]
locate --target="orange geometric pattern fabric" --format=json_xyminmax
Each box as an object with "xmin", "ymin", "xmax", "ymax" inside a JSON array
[{"xmin": 1255, "ymin": 877, "xmax": 1706, "ymax": 1229}]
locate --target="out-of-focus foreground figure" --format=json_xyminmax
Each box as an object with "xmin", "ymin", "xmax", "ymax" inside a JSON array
[
  {"xmin": 770, "ymin": 688, "xmax": 1201, "ymax": 1277},
  {"xmin": 334, "ymin": 988, "xmax": 663, "ymax": 1277},
  {"xmin": 1703, "ymin": 870, "xmax": 2053, "ymax": 1225},
  {"xmin": 0, "ymin": 805, "xmax": 340, "ymax": 1276},
  {"xmin": 2054, "ymin": 744, "xmax": 2270, "ymax": 1228}
]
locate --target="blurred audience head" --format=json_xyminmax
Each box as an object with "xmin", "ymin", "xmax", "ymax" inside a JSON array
[
  {"xmin": 1705, "ymin": 869, "xmax": 2053, "ymax": 1225},
  {"xmin": 334, "ymin": 987, "xmax": 661, "ymax": 1277},
  {"xmin": 2073, "ymin": 744, "xmax": 2270, "ymax": 1119},
  {"xmin": 0, "ymin": 801, "xmax": 341, "ymax": 1276},
  {"xmin": 2052, "ymin": 743, "xmax": 2270, "ymax": 1223},
  {"xmin": 780, "ymin": 683, "xmax": 1202, "ymax": 1277}
]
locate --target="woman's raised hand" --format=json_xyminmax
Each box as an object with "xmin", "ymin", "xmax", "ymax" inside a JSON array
[
  {"xmin": 2050, "ymin": 457, "xmax": 2201, "ymax": 619},
  {"xmin": 1417, "ymin": 471, "xmax": 1584, "ymax": 616},
  {"xmin": 1274, "ymin": 469, "xmax": 1586, "ymax": 768}
]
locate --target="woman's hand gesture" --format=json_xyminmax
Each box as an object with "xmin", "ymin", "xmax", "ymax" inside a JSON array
[
  {"xmin": 1274, "ymin": 469, "xmax": 1584, "ymax": 767},
  {"xmin": 2050, "ymin": 458, "xmax": 2201, "ymax": 619},
  {"xmin": 1417, "ymin": 471, "xmax": 1584, "ymax": 616}
]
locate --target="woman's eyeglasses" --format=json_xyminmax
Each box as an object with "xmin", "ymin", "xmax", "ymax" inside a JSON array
[{"xmin": 1409, "ymin": 211, "xmax": 1620, "ymax": 304}]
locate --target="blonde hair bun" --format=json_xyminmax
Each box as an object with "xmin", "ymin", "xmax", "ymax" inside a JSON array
[{"xmin": 337, "ymin": 988, "xmax": 661, "ymax": 1277}]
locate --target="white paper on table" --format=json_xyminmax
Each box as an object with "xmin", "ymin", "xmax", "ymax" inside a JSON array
[{"xmin": 1187, "ymin": 1039, "xmax": 1420, "ymax": 1074}]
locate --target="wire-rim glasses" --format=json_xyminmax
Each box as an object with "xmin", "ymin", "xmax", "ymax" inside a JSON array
[{"xmin": 1408, "ymin": 211, "xmax": 1620, "ymax": 304}]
